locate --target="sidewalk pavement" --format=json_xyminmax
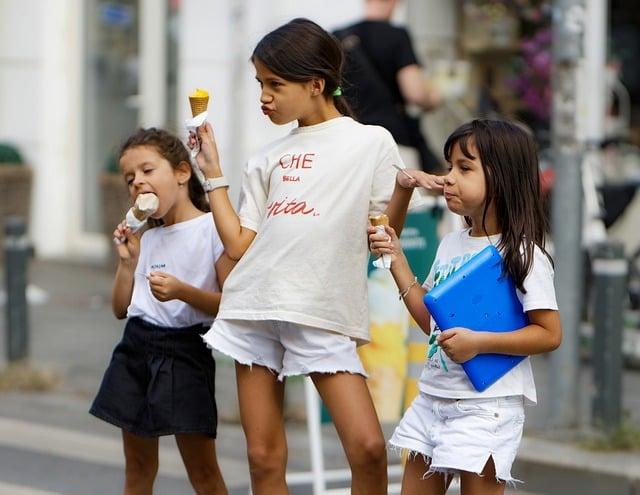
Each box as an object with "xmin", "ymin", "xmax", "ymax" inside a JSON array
[{"xmin": 0, "ymin": 258, "xmax": 639, "ymax": 494}]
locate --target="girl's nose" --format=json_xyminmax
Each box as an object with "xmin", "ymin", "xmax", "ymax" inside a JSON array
[
  {"xmin": 133, "ymin": 174, "xmax": 145, "ymax": 188},
  {"xmin": 260, "ymin": 90, "xmax": 272, "ymax": 104},
  {"xmin": 444, "ymin": 172, "xmax": 455, "ymax": 186}
]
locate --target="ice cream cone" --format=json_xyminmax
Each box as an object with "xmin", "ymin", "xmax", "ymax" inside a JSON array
[
  {"xmin": 369, "ymin": 213, "xmax": 392, "ymax": 269},
  {"xmin": 189, "ymin": 96, "xmax": 209, "ymax": 117},
  {"xmin": 189, "ymin": 88, "xmax": 210, "ymax": 117},
  {"xmin": 369, "ymin": 214, "xmax": 389, "ymax": 227}
]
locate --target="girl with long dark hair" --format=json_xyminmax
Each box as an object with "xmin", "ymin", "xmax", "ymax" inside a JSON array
[{"xmin": 369, "ymin": 119, "xmax": 562, "ymax": 494}]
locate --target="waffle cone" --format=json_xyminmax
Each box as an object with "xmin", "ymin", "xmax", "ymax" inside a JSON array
[
  {"xmin": 189, "ymin": 96, "xmax": 209, "ymax": 117},
  {"xmin": 369, "ymin": 214, "xmax": 389, "ymax": 227}
]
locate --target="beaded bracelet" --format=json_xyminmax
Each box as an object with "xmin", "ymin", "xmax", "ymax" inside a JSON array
[{"xmin": 399, "ymin": 276, "xmax": 418, "ymax": 300}]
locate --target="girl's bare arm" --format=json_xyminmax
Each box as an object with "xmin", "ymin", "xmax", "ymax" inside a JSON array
[
  {"xmin": 385, "ymin": 182, "xmax": 413, "ymax": 236},
  {"xmin": 475, "ymin": 309, "xmax": 562, "ymax": 355},
  {"xmin": 111, "ymin": 223, "xmax": 140, "ymax": 319},
  {"xmin": 437, "ymin": 309, "xmax": 562, "ymax": 364},
  {"xmin": 384, "ymin": 170, "xmax": 443, "ymax": 236},
  {"xmin": 112, "ymin": 262, "xmax": 135, "ymax": 319},
  {"xmin": 190, "ymin": 123, "xmax": 257, "ymax": 260},
  {"xmin": 369, "ymin": 224, "xmax": 431, "ymax": 333},
  {"xmin": 176, "ymin": 284, "xmax": 222, "ymax": 316},
  {"xmin": 215, "ymin": 252, "xmax": 238, "ymax": 288},
  {"xmin": 390, "ymin": 253, "xmax": 431, "ymax": 334},
  {"xmin": 206, "ymin": 189, "xmax": 256, "ymax": 260}
]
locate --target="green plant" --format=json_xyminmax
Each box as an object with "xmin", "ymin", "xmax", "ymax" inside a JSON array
[
  {"xmin": 582, "ymin": 419, "xmax": 640, "ymax": 451},
  {"xmin": 0, "ymin": 143, "xmax": 24, "ymax": 165}
]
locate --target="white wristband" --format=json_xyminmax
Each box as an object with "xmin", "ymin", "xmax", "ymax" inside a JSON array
[{"xmin": 202, "ymin": 176, "xmax": 229, "ymax": 192}]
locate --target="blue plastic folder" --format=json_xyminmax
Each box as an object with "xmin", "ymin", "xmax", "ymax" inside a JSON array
[{"xmin": 423, "ymin": 245, "xmax": 528, "ymax": 392}]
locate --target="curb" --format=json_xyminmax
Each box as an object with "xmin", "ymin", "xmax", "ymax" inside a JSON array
[{"xmin": 514, "ymin": 436, "xmax": 640, "ymax": 495}]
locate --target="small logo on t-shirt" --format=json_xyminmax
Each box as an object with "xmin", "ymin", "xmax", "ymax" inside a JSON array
[{"xmin": 150, "ymin": 263, "xmax": 166, "ymax": 270}]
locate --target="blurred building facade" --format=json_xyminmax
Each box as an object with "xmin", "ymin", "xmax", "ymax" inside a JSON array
[
  {"xmin": 0, "ymin": 0, "xmax": 457, "ymax": 261},
  {"xmin": 5, "ymin": 1, "xmax": 631, "ymax": 262}
]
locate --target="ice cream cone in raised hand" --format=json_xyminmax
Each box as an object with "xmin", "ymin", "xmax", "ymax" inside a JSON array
[
  {"xmin": 189, "ymin": 88, "xmax": 209, "ymax": 117},
  {"xmin": 369, "ymin": 213, "xmax": 389, "ymax": 227},
  {"xmin": 369, "ymin": 214, "xmax": 392, "ymax": 269}
]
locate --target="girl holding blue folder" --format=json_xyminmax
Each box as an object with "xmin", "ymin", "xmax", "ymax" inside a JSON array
[{"xmin": 369, "ymin": 119, "xmax": 562, "ymax": 494}]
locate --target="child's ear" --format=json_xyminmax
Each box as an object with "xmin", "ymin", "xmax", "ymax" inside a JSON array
[
  {"xmin": 176, "ymin": 160, "xmax": 192, "ymax": 185},
  {"xmin": 310, "ymin": 78, "xmax": 326, "ymax": 96}
]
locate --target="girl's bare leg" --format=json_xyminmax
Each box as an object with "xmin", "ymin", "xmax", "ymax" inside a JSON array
[
  {"xmin": 460, "ymin": 457, "xmax": 505, "ymax": 495},
  {"xmin": 311, "ymin": 372, "xmax": 387, "ymax": 495},
  {"xmin": 175, "ymin": 433, "xmax": 228, "ymax": 494},
  {"xmin": 122, "ymin": 431, "xmax": 158, "ymax": 495},
  {"xmin": 236, "ymin": 363, "xmax": 288, "ymax": 495},
  {"xmin": 400, "ymin": 454, "xmax": 450, "ymax": 495}
]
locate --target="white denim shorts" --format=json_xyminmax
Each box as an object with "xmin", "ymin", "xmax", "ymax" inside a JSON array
[
  {"xmin": 389, "ymin": 392, "xmax": 525, "ymax": 484},
  {"xmin": 203, "ymin": 319, "xmax": 367, "ymax": 381}
]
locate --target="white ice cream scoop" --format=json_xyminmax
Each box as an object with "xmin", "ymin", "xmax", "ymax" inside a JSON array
[
  {"xmin": 128, "ymin": 193, "xmax": 159, "ymax": 225},
  {"xmin": 114, "ymin": 193, "xmax": 159, "ymax": 245}
]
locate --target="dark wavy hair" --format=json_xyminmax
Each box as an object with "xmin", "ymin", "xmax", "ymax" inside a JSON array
[
  {"xmin": 251, "ymin": 18, "xmax": 353, "ymax": 117},
  {"xmin": 443, "ymin": 119, "xmax": 552, "ymax": 292},
  {"xmin": 119, "ymin": 128, "xmax": 209, "ymax": 226}
]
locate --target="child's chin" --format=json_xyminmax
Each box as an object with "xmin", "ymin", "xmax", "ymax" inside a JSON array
[{"xmin": 269, "ymin": 115, "xmax": 294, "ymax": 126}]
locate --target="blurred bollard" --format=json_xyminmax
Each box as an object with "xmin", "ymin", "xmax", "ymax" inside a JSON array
[
  {"xmin": 4, "ymin": 216, "xmax": 33, "ymax": 362},
  {"xmin": 591, "ymin": 241, "xmax": 627, "ymax": 430}
]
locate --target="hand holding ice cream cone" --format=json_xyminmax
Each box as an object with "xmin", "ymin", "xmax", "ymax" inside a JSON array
[
  {"xmin": 184, "ymin": 88, "xmax": 224, "ymax": 185},
  {"xmin": 129, "ymin": 193, "xmax": 159, "ymax": 223},
  {"xmin": 112, "ymin": 220, "xmax": 141, "ymax": 266},
  {"xmin": 369, "ymin": 214, "xmax": 393, "ymax": 269},
  {"xmin": 113, "ymin": 193, "xmax": 159, "ymax": 246},
  {"xmin": 188, "ymin": 122, "xmax": 222, "ymax": 179}
]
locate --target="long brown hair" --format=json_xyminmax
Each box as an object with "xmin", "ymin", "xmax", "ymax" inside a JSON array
[
  {"xmin": 119, "ymin": 128, "xmax": 209, "ymax": 226},
  {"xmin": 443, "ymin": 119, "xmax": 552, "ymax": 292},
  {"xmin": 251, "ymin": 18, "xmax": 353, "ymax": 117}
]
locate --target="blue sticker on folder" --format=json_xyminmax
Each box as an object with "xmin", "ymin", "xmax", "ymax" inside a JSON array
[{"xmin": 423, "ymin": 245, "xmax": 528, "ymax": 392}]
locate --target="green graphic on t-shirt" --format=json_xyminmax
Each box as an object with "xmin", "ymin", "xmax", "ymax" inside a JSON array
[
  {"xmin": 428, "ymin": 331, "xmax": 448, "ymax": 372},
  {"xmin": 426, "ymin": 252, "xmax": 474, "ymax": 372}
]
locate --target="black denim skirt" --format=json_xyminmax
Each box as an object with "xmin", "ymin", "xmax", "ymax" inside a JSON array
[{"xmin": 90, "ymin": 316, "xmax": 217, "ymax": 438}]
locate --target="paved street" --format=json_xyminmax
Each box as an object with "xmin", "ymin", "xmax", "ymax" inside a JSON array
[{"xmin": 0, "ymin": 259, "xmax": 638, "ymax": 493}]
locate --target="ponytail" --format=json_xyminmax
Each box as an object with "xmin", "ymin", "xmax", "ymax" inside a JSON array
[{"xmin": 332, "ymin": 91, "xmax": 354, "ymax": 118}]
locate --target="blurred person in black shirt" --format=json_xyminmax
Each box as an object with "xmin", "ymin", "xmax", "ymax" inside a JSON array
[{"xmin": 335, "ymin": 0, "xmax": 443, "ymax": 172}]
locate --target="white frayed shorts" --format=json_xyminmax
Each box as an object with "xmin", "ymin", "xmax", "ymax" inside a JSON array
[
  {"xmin": 203, "ymin": 319, "xmax": 367, "ymax": 381},
  {"xmin": 389, "ymin": 392, "xmax": 525, "ymax": 484}
]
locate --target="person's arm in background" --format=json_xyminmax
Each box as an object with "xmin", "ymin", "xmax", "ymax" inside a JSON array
[
  {"xmin": 397, "ymin": 64, "xmax": 442, "ymax": 111},
  {"xmin": 394, "ymin": 26, "xmax": 442, "ymax": 112}
]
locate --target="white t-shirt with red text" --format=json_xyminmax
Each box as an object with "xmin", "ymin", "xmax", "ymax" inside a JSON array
[{"xmin": 214, "ymin": 116, "xmax": 415, "ymax": 342}]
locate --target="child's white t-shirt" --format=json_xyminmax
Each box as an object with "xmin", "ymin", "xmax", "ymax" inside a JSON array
[
  {"xmin": 127, "ymin": 213, "xmax": 224, "ymax": 328},
  {"xmin": 419, "ymin": 228, "xmax": 558, "ymax": 403},
  {"xmin": 216, "ymin": 116, "xmax": 418, "ymax": 343}
]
